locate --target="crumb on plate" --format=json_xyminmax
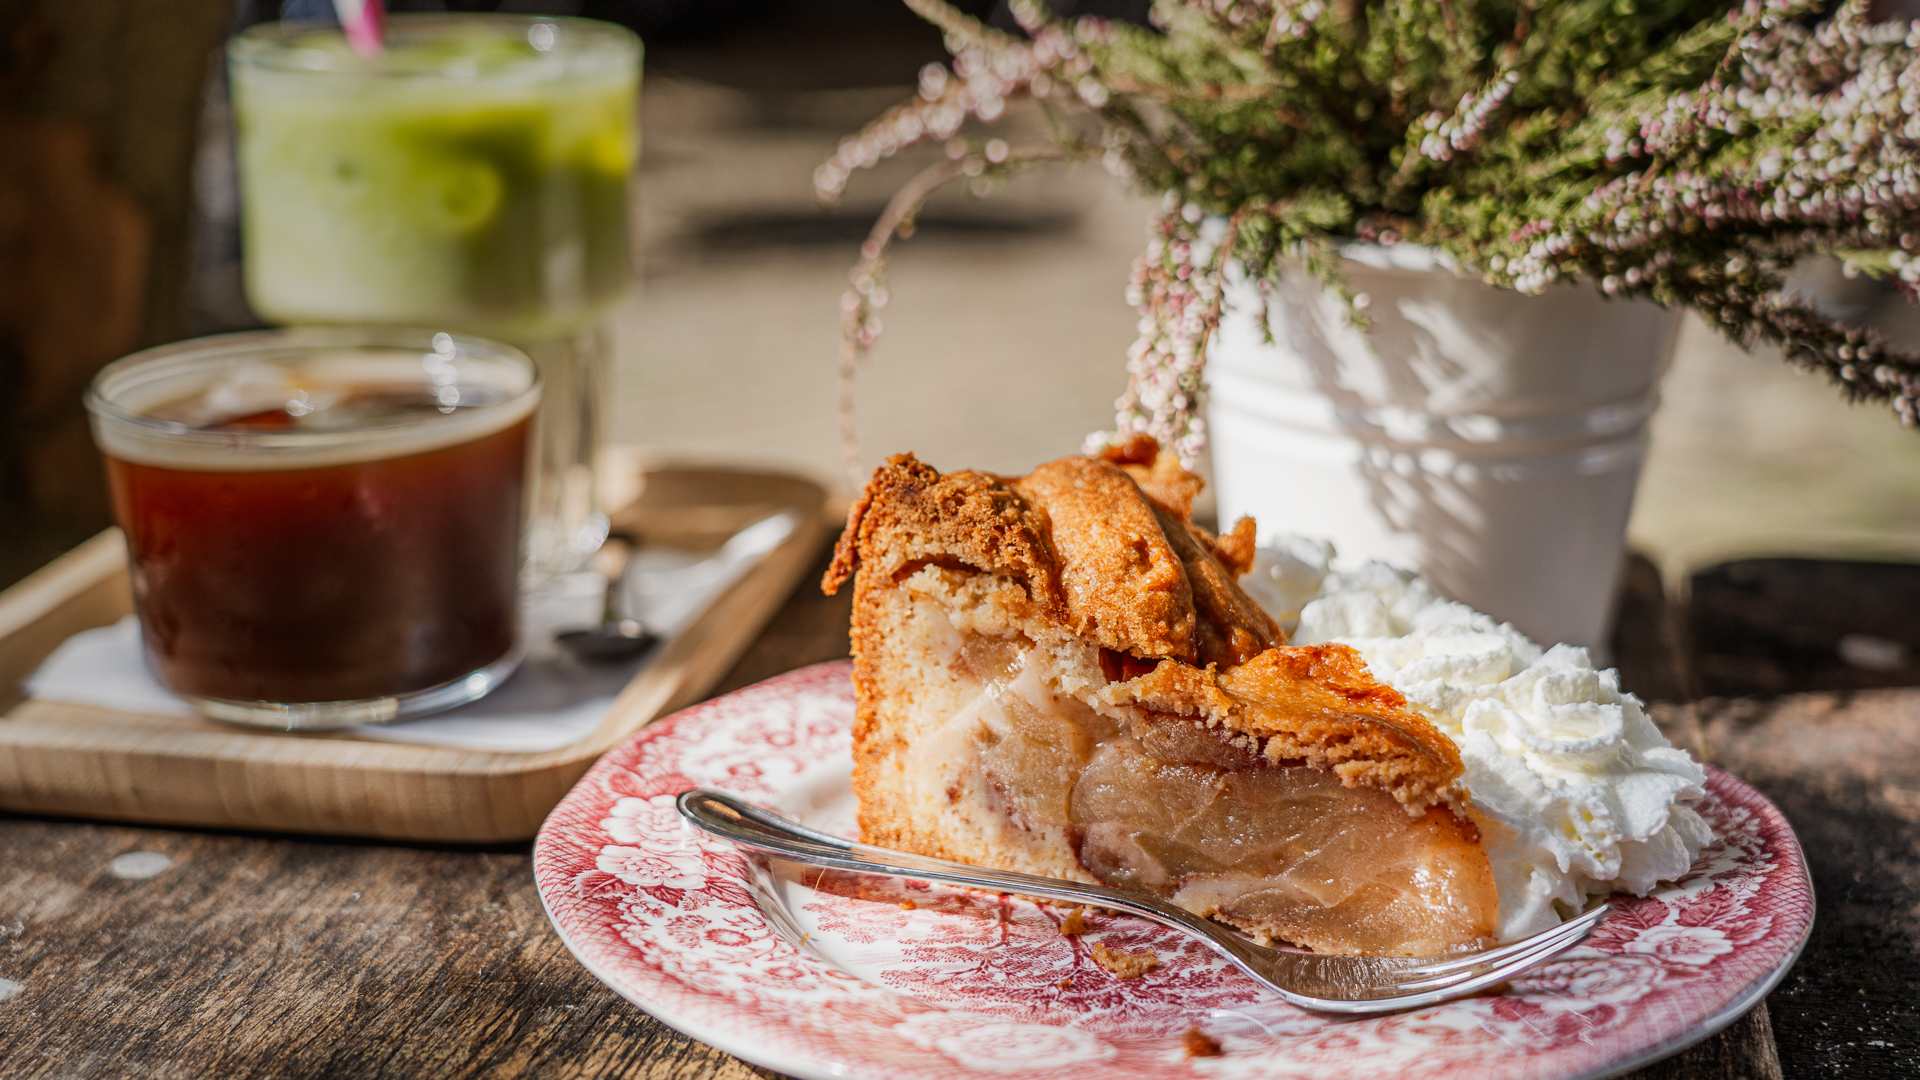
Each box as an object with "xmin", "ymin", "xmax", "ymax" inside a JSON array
[
  {"xmin": 1183, "ymin": 1027, "xmax": 1223, "ymax": 1057},
  {"xmin": 1089, "ymin": 940, "xmax": 1159, "ymax": 979}
]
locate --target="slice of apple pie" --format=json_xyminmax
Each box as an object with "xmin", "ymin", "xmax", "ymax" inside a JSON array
[{"xmin": 822, "ymin": 442, "xmax": 1498, "ymax": 956}]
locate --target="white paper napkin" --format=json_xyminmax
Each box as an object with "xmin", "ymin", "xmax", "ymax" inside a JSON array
[{"xmin": 24, "ymin": 512, "xmax": 799, "ymax": 753}]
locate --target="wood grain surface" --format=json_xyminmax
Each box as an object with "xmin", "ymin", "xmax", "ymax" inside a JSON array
[{"xmin": 7, "ymin": 546, "xmax": 1908, "ymax": 1079}]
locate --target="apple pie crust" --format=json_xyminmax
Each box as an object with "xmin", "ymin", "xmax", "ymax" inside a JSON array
[{"xmin": 823, "ymin": 446, "xmax": 1497, "ymax": 956}]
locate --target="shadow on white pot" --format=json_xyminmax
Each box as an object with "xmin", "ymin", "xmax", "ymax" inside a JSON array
[{"xmin": 1208, "ymin": 247, "xmax": 1683, "ymax": 655}]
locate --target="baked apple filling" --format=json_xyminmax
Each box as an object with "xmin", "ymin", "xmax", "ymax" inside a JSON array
[
  {"xmin": 1073, "ymin": 734, "xmax": 1494, "ymax": 957},
  {"xmin": 883, "ymin": 580, "xmax": 1496, "ymax": 957}
]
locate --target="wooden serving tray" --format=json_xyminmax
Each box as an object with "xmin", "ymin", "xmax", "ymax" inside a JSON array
[{"xmin": 0, "ymin": 463, "xmax": 833, "ymax": 843}]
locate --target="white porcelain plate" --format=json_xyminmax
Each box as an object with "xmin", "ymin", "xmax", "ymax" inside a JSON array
[{"xmin": 533, "ymin": 661, "xmax": 1814, "ymax": 1080}]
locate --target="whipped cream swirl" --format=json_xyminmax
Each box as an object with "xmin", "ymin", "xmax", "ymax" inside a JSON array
[{"xmin": 1242, "ymin": 546, "xmax": 1710, "ymax": 942}]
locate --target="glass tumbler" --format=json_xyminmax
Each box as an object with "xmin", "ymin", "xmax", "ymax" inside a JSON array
[
  {"xmin": 86, "ymin": 328, "xmax": 540, "ymax": 730},
  {"xmin": 228, "ymin": 14, "xmax": 640, "ymax": 576}
]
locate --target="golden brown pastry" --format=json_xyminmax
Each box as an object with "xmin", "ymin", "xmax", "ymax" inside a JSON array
[{"xmin": 823, "ymin": 444, "xmax": 1496, "ymax": 955}]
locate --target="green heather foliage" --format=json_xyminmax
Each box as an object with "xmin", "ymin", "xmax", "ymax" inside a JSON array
[{"xmin": 821, "ymin": 0, "xmax": 1920, "ymax": 460}]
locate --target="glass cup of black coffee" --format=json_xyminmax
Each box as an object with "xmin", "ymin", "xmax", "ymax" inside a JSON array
[{"xmin": 85, "ymin": 328, "xmax": 540, "ymax": 729}]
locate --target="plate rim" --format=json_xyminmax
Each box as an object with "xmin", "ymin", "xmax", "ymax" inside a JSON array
[{"xmin": 533, "ymin": 659, "xmax": 1816, "ymax": 1080}]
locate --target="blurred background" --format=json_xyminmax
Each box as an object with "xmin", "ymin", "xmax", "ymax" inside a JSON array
[{"xmin": 6, "ymin": 0, "xmax": 1920, "ymax": 678}]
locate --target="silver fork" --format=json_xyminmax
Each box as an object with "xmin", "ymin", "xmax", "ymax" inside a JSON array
[{"xmin": 677, "ymin": 788, "xmax": 1608, "ymax": 1015}]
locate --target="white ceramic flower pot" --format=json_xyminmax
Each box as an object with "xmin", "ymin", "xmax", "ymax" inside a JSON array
[{"xmin": 1207, "ymin": 248, "xmax": 1682, "ymax": 654}]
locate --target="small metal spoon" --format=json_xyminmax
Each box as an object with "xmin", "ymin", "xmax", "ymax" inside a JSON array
[{"xmin": 556, "ymin": 543, "xmax": 657, "ymax": 663}]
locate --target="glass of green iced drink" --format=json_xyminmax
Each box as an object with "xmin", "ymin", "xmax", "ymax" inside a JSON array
[{"xmin": 230, "ymin": 15, "xmax": 639, "ymax": 574}]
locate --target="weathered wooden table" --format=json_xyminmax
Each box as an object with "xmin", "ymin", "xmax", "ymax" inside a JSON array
[{"xmin": 3, "ymin": 546, "xmax": 1915, "ymax": 1078}]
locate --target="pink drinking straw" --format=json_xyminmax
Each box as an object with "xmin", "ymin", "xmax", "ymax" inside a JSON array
[{"xmin": 332, "ymin": 0, "xmax": 386, "ymax": 59}]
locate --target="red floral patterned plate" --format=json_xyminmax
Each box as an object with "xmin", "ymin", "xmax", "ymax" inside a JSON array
[{"xmin": 533, "ymin": 661, "xmax": 1813, "ymax": 1080}]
